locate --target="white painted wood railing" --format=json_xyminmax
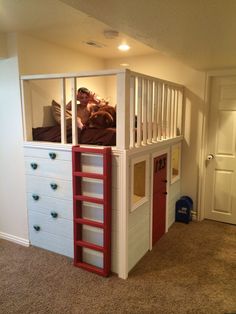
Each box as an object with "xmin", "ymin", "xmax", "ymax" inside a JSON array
[
  {"xmin": 129, "ymin": 71, "xmax": 184, "ymax": 149},
  {"xmin": 21, "ymin": 69, "xmax": 184, "ymax": 150}
]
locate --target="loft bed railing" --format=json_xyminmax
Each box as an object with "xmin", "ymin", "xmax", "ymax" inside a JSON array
[{"xmin": 21, "ymin": 69, "xmax": 184, "ymax": 150}]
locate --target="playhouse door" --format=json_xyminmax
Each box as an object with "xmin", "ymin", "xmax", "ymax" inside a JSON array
[
  {"xmin": 152, "ymin": 154, "xmax": 167, "ymax": 246},
  {"xmin": 205, "ymin": 76, "xmax": 236, "ymax": 224}
]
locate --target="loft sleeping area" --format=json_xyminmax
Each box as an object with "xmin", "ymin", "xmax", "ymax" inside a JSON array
[{"xmin": 21, "ymin": 68, "xmax": 184, "ymax": 150}]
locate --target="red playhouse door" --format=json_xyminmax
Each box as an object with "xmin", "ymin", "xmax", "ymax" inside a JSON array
[{"xmin": 152, "ymin": 154, "xmax": 167, "ymax": 246}]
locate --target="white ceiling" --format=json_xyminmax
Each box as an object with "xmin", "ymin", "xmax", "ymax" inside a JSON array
[{"xmin": 1, "ymin": 0, "xmax": 236, "ymax": 71}]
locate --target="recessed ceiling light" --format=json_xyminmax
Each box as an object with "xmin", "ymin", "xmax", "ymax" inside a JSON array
[
  {"xmin": 85, "ymin": 40, "xmax": 106, "ymax": 48},
  {"xmin": 118, "ymin": 44, "xmax": 130, "ymax": 51},
  {"xmin": 120, "ymin": 63, "xmax": 130, "ymax": 67}
]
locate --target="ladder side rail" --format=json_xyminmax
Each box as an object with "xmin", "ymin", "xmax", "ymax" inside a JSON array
[{"xmin": 103, "ymin": 147, "xmax": 112, "ymax": 276}]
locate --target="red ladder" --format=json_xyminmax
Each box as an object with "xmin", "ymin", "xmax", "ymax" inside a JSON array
[{"xmin": 72, "ymin": 146, "xmax": 112, "ymax": 277}]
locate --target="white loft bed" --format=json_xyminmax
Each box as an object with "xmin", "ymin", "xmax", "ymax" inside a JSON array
[{"xmin": 21, "ymin": 69, "xmax": 184, "ymax": 279}]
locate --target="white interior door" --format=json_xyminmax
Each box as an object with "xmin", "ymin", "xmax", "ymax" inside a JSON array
[{"xmin": 205, "ymin": 76, "xmax": 236, "ymax": 224}]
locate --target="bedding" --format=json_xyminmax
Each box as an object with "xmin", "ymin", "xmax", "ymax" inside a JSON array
[{"xmin": 32, "ymin": 125, "xmax": 116, "ymax": 146}]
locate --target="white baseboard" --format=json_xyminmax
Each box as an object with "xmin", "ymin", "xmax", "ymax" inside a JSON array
[{"xmin": 0, "ymin": 231, "xmax": 30, "ymax": 247}]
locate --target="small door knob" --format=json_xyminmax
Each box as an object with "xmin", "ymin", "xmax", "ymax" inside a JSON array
[
  {"xmin": 50, "ymin": 211, "xmax": 58, "ymax": 218},
  {"xmin": 32, "ymin": 194, "xmax": 39, "ymax": 201},
  {"xmin": 49, "ymin": 152, "xmax": 56, "ymax": 160},
  {"xmin": 163, "ymin": 192, "xmax": 168, "ymax": 195},
  {"xmin": 50, "ymin": 183, "xmax": 58, "ymax": 190},
  {"xmin": 33, "ymin": 225, "xmax": 40, "ymax": 231},
  {"xmin": 30, "ymin": 163, "xmax": 38, "ymax": 170},
  {"xmin": 207, "ymin": 153, "xmax": 215, "ymax": 161}
]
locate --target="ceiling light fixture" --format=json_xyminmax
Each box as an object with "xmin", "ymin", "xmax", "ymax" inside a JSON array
[
  {"xmin": 104, "ymin": 30, "xmax": 119, "ymax": 39},
  {"xmin": 118, "ymin": 44, "xmax": 130, "ymax": 51},
  {"xmin": 120, "ymin": 63, "xmax": 130, "ymax": 67},
  {"xmin": 85, "ymin": 40, "xmax": 106, "ymax": 48}
]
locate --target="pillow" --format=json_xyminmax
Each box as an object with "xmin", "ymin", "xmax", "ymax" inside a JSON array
[{"xmin": 51, "ymin": 100, "xmax": 72, "ymax": 125}]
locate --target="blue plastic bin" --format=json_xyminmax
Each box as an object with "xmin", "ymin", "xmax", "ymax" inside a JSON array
[{"xmin": 175, "ymin": 196, "xmax": 193, "ymax": 224}]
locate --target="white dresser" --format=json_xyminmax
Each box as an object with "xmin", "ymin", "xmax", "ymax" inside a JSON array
[{"xmin": 24, "ymin": 145, "xmax": 73, "ymax": 257}]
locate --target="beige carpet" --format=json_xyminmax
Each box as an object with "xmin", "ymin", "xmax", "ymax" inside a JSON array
[{"xmin": 0, "ymin": 220, "xmax": 236, "ymax": 314}]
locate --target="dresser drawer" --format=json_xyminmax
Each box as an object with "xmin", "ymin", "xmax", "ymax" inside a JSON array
[
  {"xmin": 29, "ymin": 228, "xmax": 73, "ymax": 258},
  {"xmin": 26, "ymin": 175, "xmax": 72, "ymax": 200},
  {"xmin": 25, "ymin": 157, "xmax": 72, "ymax": 180},
  {"xmin": 27, "ymin": 193, "xmax": 73, "ymax": 220},
  {"xmin": 29, "ymin": 211, "xmax": 73, "ymax": 239},
  {"xmin": 24, "ymin": 147, "xmax": 71, "ymax": 161}
]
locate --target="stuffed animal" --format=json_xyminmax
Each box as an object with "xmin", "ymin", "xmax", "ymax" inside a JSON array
[{"xmin": 86, "ymin": 105, "xmax": 116, "ymax": 128}]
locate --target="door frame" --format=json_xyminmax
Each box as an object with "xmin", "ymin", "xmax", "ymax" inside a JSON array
[
  {"xmin": 198, "ymin": 68, "xmax": 236, "ymax": 221},
  {"xmin": 150, "ymin": 148, "xmax": 170, "ymax": 250}
]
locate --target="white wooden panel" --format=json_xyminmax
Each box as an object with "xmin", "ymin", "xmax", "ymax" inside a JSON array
[
  {"xmin": 82, "ymin": 225, "xmax": 103, "ymax": 246},
  {"xmin": 27, "ymin": 193, "xmax": 73, "ymax": 220},
  {"xmin": 216, "ymin": 111, "xmax": 236, "ymax": 155},
  {"xmin": 29, "ymin": 211, "xmax": 73, "ymax": 239},
  {"xmin": 81, "ymin": 178, "xmax": 103, "ymax": 199},
  {"xmin": 82, "ymin": 248, "xmax": 103, "ymax": 268},
  {"xmin": 25, "ymin": 157, "xmax": 72, "ymax": 180},
  {"xmin": 26, "ymin": 175, "xmax": 72, "ymax": 200},
  {"xmin": 213, "ymin": 170, "xmax": 233, "ymax": 214},
  {"xmin": 220, "ymin": 85, "xmax": 236, "ymax": 110},
  {"xmin": 29, "ymin": 228, "xmax": 73, "ymax": 257},
  {"xmin": 24, "ymin": 147, "xmax": 71, "ymax": 161},
  {"xmin": 81, "ymin": 202, "xmax": 103, "ymax": 222},
  {"xmin": 80, "ymin": 154, "xmax": 103, "ymax": 174}
]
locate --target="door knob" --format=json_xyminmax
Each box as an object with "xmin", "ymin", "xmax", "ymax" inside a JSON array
[{"xmin": 207, "ymin": 153, "xmax": 215, "ymax": 161}]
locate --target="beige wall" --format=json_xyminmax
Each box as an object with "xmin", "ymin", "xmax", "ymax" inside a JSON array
[
  {"xmin": 0, "ymin": 34, "xmax": 28, "ymax": 242},
  {"xmin": 0, "ymin": 33, "xmax": 7, "ymax": 59},
  {"xmin": 0, "ymin": 33, "xmax": 107, "ymax": 241},
  {"xmin": 106, "ymin": 54, "xmax": 206, "ymax": 211}
]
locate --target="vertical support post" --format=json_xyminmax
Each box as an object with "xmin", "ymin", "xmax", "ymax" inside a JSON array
[
  {"xmin": 71, "ymin": 77, "xmax": 78, "ymax": 145},
  {"xmin": 153, "ymin": 81, "xmax": 158, "ymax": 142},
  {"xmin": 118, "ymin": 150, "xmax": 128, "ymax": 279},
  {"xmin": 130, "ymin": 76, "xmax": 135, "ymax": 149},
  {"xmin": 162, "ymin": 84, "xmax": 168, "ymax": 139},
  {"xmin": 157, "ymin": 82, "xmax": 163, "ymax": 140},
  {"xmin": 137, "ymin": 77, "xmax": 142, "ymax": 147},
  {"xmin": 116, "ymin": 70, "xmax": 130, "ymax": 149},
  {"xmin": 147, "ymin": 80, "xmax": 153, "ymax": 143},
  {"xmin": 142, "ymin": 79, "xmax": 147, "ymax": 145},
  {"xmin": 61, "ymin": 78, "xmax": 67, "ymax": 144},
  {"xmin": 20, "ymin": 79, "xmax": 33, "ymax": 141}
]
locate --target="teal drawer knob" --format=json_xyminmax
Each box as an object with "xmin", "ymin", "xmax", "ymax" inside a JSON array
[
  {"xmin": 50, "ymin": 183, "xmax": 58, "ymax": 190},
  {"xmin": 32, "ymin": 194, "xmax": 39, "ymax": 201},
  {"xmin": 33, "ymin": 225, "xmax": 40, "ymax": 231},
  {"xmin": 50, "ymin": 211, "xmax": 58, "ymax": 218},
  {"xmin": 49, "ymin": 152, "xmax": 56, "ymax": 160},
  {"xmin": 30, "ymin": 163, "xmax": 38, "ymax": 170}
]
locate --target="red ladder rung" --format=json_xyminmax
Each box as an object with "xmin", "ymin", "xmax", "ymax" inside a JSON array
[
  {"xmin": 74, "ymin": 195, "xmax": 104, "ymax": 205},
  {"xmin": 73, "ymin": 171, "xmax": 105, "ymax": 180},
  {"xmin": 74, "ymin": 262, "xmax": 107, "ymax": 276},
  {"xmin": 75, "ymin": 218, "xmax": 104, "ymax": 229},
  {"xmin": 76, "ymin": 240, "xmax": 105, "ymax": 252}
]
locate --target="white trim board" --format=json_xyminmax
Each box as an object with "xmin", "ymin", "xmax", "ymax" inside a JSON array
[{"xmin": 0, "ymin": 232, "xmax": 30, "ymax": 247}]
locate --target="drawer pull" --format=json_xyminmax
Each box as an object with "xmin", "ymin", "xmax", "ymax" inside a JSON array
[
  {"xmin": 51, "ymin": 211, "xmax": 58, "ymax": 218},
  {"xmin": 30, "ymin": 162, "xmax": 38, "ymax": 170},
  {"xmin": 49, "ymin": 152, "xmax": 57, "ymax": 160},
  {"xmin": 50, "ymin": 183, "xmax": 58, "ymax": 190},
  {"xmin": 33, "ymin": 225, "xmax": 40, "ymax": 231},
  {"xmin": 32, "ymin": 194, "xmax": 39, "ymax": 201}
]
